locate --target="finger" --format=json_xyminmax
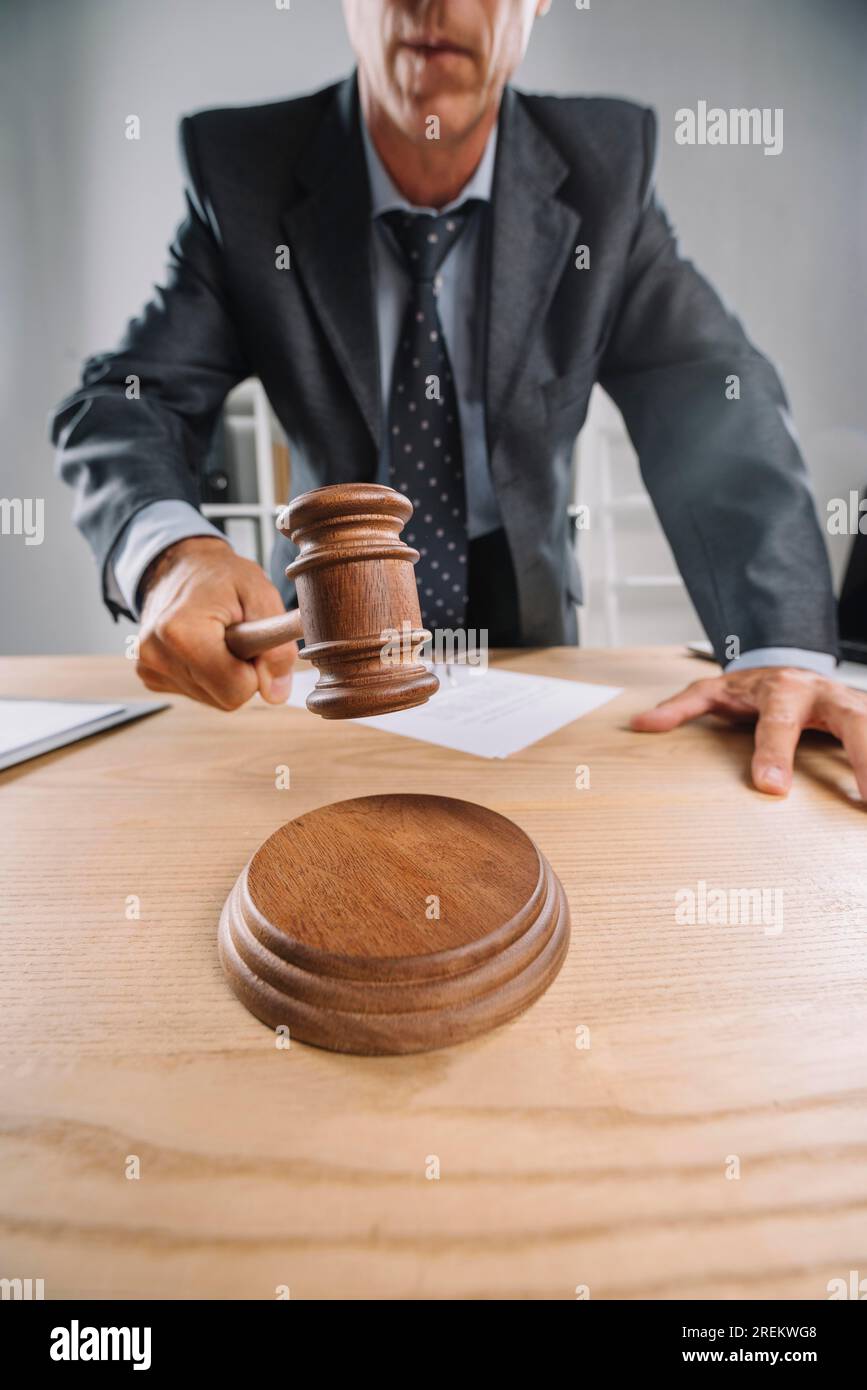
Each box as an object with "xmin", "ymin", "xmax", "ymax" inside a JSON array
[
  {"xmin": 838, "ymin": 719, "xmax": 867, "ymax": 804},
  {"xmin": 631, "ymin": 681, "xmax": 720, "ymax": 732},
  {"xmin": 138, "ymin": 658, "xmax": 219, "ymax": 708},
  {"xmin": 255, "ymin": 643, "xmax": 299, "ymax": 705},
  {"xmin": 136, "ymin": 664, "xmax": 176, "ymax": 695},
  {"xmin": 152, "ymin": 619, "xmax": 259, "ymax": 710},
  {"xmin": 136, "ymin": 641, "xmax": 216, "ymax": 707},
  {"xmin": 814, "ymin": 696, "xmax": 867, "ymax": 803},
  {"xmin": 139, "ymin": 628, "xmax": 236, "ymax": 709},
  {"xmin": 750, "ymin": 685, "xmax": 814, "ymax": 795},
  {"xmin": 230, "ymin": 569, "xmax": 298, "ymax": 704},
  {"xmin": 179, "ymin": 622, "xmax": 260, "ymax": 710}
]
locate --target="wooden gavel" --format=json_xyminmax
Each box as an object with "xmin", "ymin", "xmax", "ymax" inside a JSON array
[{"xmin": 225, "ymin": 483, "xmax": 439, "ymax": 719}]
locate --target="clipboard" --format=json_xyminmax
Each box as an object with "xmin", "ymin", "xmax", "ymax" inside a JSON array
[{"xmin": 0, "ymin": 698, "xmax": 169, "ymax": 772}]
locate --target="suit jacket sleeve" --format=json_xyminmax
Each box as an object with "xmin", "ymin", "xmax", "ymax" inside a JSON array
[
  {"xmin": 598, "ymin": 107, "xmax": 837, "ymax": 663},
  {"xmin": 51, "ymin": 115, "xmax": 250, "ymax": 619}
]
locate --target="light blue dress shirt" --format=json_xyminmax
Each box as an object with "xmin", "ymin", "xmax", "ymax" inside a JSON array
[
  {"xmin": 360, "ymin": 114, "xmax": 502, "ymax": 539},
  {"xmin": 106, "ymin": 114, "xmax": 837, "ymax": 678}
]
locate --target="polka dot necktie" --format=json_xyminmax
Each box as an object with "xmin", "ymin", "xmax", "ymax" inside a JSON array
[{"xmin": 380, "ymin": 203, "xmax": 479, "ymax": 630}]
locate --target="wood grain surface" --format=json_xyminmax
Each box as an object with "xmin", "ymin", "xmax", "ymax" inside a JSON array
[{"xmin": 1, "ymin": 647, "xmax": 865, "ymax": 1300}]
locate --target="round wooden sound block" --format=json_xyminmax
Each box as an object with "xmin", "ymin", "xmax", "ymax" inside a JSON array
[{"xmin": 218, "ymin": 794, "xmax": 570, "ymax": 1055}]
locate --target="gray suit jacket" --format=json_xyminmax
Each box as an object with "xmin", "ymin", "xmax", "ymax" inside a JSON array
[{"xmin": 52, "ymin": 75, "xmax": 837, "ymax": 656}]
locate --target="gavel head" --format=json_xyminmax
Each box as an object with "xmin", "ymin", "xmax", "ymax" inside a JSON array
[{"xmin": 279, "ymin": 483, "xmax": 440, "ymax": 719}]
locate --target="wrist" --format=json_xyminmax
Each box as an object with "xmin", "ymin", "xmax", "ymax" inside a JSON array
[{"xmin": 137, "ymin": 534, "xmax": 230, "ymax": 609}]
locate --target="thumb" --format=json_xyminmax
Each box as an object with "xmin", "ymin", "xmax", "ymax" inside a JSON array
[
  {"xmin": 233, "ymin": 566, "xmax": 299, "ymax": 705},
  {"xmin": 255, "ymin": 644, "xmax": 298, "ymax": 704}
]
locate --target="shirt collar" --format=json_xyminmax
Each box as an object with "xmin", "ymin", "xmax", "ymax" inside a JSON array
[{"xmin": 361, "ymin": 110, "xmax": 498, "ymax": 218}]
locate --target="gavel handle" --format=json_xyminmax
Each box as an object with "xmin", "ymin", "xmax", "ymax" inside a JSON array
[{"xmin": 225, "ymin": 609, "xmax": 304, "ymax": 661}]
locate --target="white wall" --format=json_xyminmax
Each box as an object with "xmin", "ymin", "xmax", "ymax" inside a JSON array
[{"xmin": 2, "ymin": 0, "xmax": 865, "ymax": 653}]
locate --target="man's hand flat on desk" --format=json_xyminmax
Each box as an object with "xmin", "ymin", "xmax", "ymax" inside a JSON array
[{"xmin": 631, "ymin": 666, "xmax": 867, "ymax": 801}]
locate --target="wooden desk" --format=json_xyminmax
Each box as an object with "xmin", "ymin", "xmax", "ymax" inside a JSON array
[{"xmin": 1, "ymin": 649, "xmax": 865, "ymax": 1300}]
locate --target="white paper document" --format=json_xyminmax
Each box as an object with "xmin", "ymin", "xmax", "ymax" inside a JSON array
[
  {"xmin": 0, "ymin": 700, "xmax": 125, "ymax": 758},
  {"xmin": 286, "ymin": 664, "xmax": 621, "ymax": 758}
]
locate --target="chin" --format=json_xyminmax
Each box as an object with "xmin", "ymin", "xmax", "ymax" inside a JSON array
[{"xmin": 397, "ymin": 86, "xmax": 484, "ymax": 143}]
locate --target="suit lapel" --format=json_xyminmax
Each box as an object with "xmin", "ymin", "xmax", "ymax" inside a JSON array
[
  {"xmin": 281, "ymin": 81, "xmax": 579, "ymax": 463},
  {"xmin": 282, "ymin": 77, "xmax": 382, "ymax": 450},
  {"xmin": 485, "ymin": 88, "xmax": 581, "ymax": 455}
]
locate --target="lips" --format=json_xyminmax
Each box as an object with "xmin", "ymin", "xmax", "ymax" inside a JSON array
[{"xmin": 400, "ymin": 36, "xmax": 471, "ymax": 58}]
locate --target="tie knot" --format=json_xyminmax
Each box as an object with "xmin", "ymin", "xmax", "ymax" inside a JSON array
[{"xmin": 380, "ymin": 203, "xmax": 478, "ymax": 283}]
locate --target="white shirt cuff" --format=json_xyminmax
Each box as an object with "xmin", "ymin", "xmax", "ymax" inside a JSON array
[
  {"xmin": 724, "ymin": 647, "xmax": 838, "ymax": 678},
  {"xmin": 109, "ymin": 500, "xmax": 228, "ymax": 618}
]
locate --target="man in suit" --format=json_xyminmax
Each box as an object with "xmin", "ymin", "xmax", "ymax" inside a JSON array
[{"xmin": 53, "ymin": 0, "xmax": 867, "ymax": 799}]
